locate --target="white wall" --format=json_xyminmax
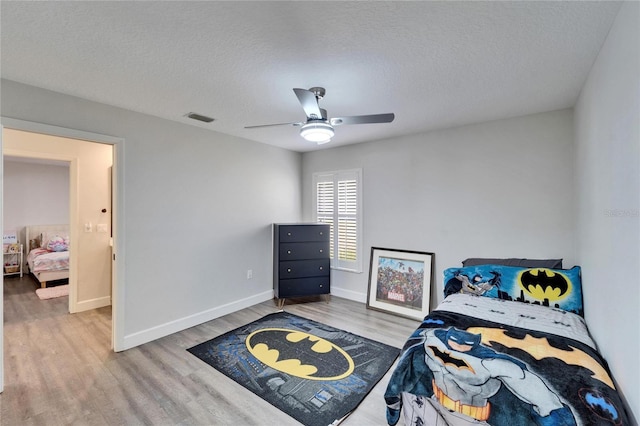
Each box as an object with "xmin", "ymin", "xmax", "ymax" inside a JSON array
[
  {"xmin": 1, "ymin": 79, "xmax": 302, "ymax": 348},
  {"xmin": 302, "ymin": 109, "xmax": 576, "ymax": 306},
  {"xmin": 574, "ymin": 1, "xmax": 639, "ymax": 421},
  {"xmin": 3, "ymin": 160, "xmax": 69, "ymax": 232}
]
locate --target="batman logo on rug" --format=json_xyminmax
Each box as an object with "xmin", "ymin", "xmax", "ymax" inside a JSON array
[
  {"xmin": 246, "ymin": 328, "xmax": 355, "ymax": 381},
  {"xmin": 519, "ymin": 269, "xmax": 570, "ymax": 301}
]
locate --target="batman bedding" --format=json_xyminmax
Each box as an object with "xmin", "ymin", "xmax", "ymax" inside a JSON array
[{"xmin": 384, "ymin": 264, "xmax": 631, "ymax": 426}]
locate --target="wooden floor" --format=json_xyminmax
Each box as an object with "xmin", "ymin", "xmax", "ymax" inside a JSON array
[{"xmin": 2, "ymin": 276, "xmax": 417, "ymax": 425}]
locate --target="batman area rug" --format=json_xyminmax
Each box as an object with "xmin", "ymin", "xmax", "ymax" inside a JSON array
[{"xmin": 187, "ymin": 311, "xmax": 400, "ymax": 426}]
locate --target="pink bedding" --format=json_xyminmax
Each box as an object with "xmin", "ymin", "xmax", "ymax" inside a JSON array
[{"xmin": 27, "ymin": 248, "xmax": 69, "ymax": 272}]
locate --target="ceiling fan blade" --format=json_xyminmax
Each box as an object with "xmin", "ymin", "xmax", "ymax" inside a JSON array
[
  {"xmin": 293, "ymin": 88, "xmax": 323, "ymax": 120},
  {"xmin": 330, "ymin": 113, "xmax": 395, "ymax": 126},
  {"xmin": 244, "ymin": 121, "xmax": 303, "ymax": 129}
]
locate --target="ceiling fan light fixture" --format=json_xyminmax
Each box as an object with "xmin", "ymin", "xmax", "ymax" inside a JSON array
[
  {"xmin": 245, "ymin": 88, "xmax": 395, "ymax": 146},
  {"xmin": 300, "ymin": 122, "xmax": 334, "ymax": 143}
]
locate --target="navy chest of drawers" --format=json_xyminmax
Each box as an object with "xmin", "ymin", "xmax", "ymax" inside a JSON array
[{"xmin": 273, "ymin": 223, "xmax": 330, "ymax": 305}]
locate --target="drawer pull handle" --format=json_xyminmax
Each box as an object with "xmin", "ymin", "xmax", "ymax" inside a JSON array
[
  {"xmin": 319, "ymin": 266, "xmax": 323, "ymax": 270},
  {"xmin": 287, "ymin": 268, "xmax": 292, "ymax": 273},
  {"xmin": 319, "ymin": 232, "xmax": 323, "ymax": 235},
  {"xmin": 287, "ymin": 232, "xmax": 292, "ymax": 236},
  {"xmin": 319, "ymin": 284, "xmax": 323, "ymax": 288},
  {"xmin": 287, "ymin": 250, "xmax": 292, "ymax": 254},
  {"xmin": 319, "ymin": 249, "xmax": 323, "ymax": 253}
]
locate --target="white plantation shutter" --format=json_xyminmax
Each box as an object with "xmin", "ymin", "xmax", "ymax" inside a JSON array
[
  {"xmin": 337, "ymin": 179, "xmax": 357, "ymax": 261},
  {"xmin": 313, "ymin": 169, "xmax": 362, "ymax": 272},
  {"xmin": 316, "ymin": 180, "xmax": 335, "ymax": 259}
]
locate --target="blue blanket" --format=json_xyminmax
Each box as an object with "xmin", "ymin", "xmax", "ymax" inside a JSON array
[{"xmin": 384, "ymin": 307, "xmax": 630, "ymax": 425}]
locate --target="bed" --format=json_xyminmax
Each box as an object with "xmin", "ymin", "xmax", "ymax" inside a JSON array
[
  {"xmin": 25, "ymin": 224, "xmax": 70, "ymax": 288},
  {"xmin": 384, "ymin": 258, "xmax": 631, "ymax": 426}
]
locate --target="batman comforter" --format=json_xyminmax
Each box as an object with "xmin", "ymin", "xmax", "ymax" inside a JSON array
[{"xmin": 384, "ymin": 293, "xmax": 630, "ymax": 426}]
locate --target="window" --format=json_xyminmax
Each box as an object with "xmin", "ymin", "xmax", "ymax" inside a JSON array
[{"xmin": 313, "ymin": 169, "xmax": 362, "ymax": 273}]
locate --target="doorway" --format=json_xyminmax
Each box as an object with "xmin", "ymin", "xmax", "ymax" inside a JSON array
[
  {"xmin": 0, "ymin": 118, "xmax": 125, "ymax": 393},
  {"xmin": 3, "ymin": 156, "xmax": 71, "ymax": 300},
  {"xmin": 3, "ymin": 148, "xmax": 104, "ymax": 314}
]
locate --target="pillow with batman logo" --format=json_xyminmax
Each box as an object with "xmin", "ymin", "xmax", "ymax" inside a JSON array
[{"xmin": 443, "ymin": 264, "xmax": 583, "ymax": 316}]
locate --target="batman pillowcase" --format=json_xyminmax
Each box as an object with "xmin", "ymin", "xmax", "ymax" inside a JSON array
[{"xmin": 443, "ymin": 265, "xmax": 583, "ymax": 316}]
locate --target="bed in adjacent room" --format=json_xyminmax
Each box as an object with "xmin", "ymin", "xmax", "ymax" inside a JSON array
[
  {"xmin": 384, "ymin": 258, "xmax": 631, "ymax": 426},
  {"xmin": 25, "ymin": 224, "xmax": 70, "ymax": 288}
]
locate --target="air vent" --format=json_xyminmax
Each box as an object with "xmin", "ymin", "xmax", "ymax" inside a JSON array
[{"xmin": 186, "ymin": 112, "xmax": 215, "ymax": 123}]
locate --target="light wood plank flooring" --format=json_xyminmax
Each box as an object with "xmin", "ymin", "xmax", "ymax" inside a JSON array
[{"xmin": 2, "ymin": 276, "xmax": 417, "ymax": 425}]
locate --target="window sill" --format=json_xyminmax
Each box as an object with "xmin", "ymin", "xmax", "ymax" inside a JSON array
[{"xmin": 331, "ymin": 266, "xmax": 363, "ymax": 274}]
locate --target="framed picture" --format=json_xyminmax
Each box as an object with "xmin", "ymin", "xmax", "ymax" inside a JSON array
[{"xmin": 366, "ymin": 247, "xmax": 435, "ymax": 320}]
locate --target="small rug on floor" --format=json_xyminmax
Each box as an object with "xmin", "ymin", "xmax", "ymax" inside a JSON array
[
  {"xmin": 36, "ymin": 284, "xmax": 69, "ymax": 300},
  {"xmin": 187, "ymin": 311, "xmax": 400, "ymax": 426}
]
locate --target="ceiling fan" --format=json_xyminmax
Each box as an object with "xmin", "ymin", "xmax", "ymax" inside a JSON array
[{"xmin": 244, "ymin": 87, "xmax": 395, "ymax": 145}]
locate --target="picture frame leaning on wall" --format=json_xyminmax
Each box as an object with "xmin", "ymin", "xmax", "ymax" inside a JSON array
[{"xmin": 366, "ymin": 247, "xmax": 435, "ymax": 321}]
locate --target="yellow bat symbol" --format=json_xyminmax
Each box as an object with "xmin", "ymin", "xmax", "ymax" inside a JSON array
[{"xmin": 467, "ymin": 327, "xmax": 614, "ymax": 389}]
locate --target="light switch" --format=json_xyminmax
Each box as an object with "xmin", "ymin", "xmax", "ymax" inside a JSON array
[
  {"xmin": 97, "ymin": 224, "xmax": 108, "ymax": 233},
  {"xmin": 84, "ymin": 222, "xmax": 92, "ymax": 232}
]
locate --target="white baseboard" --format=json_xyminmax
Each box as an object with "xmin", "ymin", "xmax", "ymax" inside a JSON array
[
  {"xmin": 74, "ymin": 295, "xmax": 111, "ymax": 313},
  {"xmin": 331, "ymin": 286, "xmax": 367, "ymax": 304},
  {"xmin": 121, "ymin": 290, "xmax": 274, "ymax": 350}
]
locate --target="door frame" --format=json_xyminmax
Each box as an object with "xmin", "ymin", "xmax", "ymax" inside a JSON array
[{"xmin": 0, "ymin": 117, "xmax": 126, "ymax": 392}]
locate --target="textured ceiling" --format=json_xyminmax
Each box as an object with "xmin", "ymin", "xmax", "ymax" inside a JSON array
[{"xmin": 0, "ymin": 1, "xmax": 622, "ymax": 152}]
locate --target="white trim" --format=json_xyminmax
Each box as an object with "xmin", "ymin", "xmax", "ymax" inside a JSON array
[
  {"xmin": 330, "ymin": 286, "xmax": 367, "ymax": 304},
  {"xmin": 77, "ymin": 296, "xmax": 112, "ymax": 312},
  {"xmin": 122, "ymin": 290, "xmax": 273, "ymax": 350},
  {"xmin": 1, "ymin": 117, "xmax": 122, "ymax": 145},
  {"xmin": 110, "ymin": 142, "xmax": 125, "ymax": 351}
]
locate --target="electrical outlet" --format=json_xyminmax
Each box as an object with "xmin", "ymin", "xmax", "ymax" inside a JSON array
[{"xmin": 246, "ymin": 269, "xmax": 253, "ymax": 280}]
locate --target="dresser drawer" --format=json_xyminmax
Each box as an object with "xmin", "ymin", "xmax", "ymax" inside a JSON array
[
  {"xmin": 279, "ymin": 242, "xmax": 329, "ymax": 261},
  {"xmin": 279, "ymin": 259, "xmax": 330, "ymax": 279},
  {"xmin": 277, "ymin": 276, "xmax": 330, "ymax": 298},
  {"xmin": 278, "ymin": 224, "xmax": 329, "ymax": 243},
  {"xmin": 273, "ymin": 223, "xmax": 331, "ymax": 303}
]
